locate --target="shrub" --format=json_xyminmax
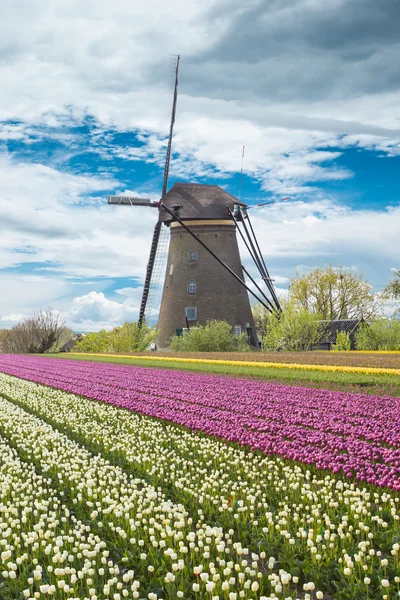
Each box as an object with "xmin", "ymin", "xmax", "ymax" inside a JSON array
[
  {"xmin": 355, "ymin": 319, "xmax": 400, "ymax": 351},
  {"xmin": 332, "ymin": 331, "xmax": 352, "ymax": 351},
  {"xmin": 74, "ymin": 322, "xmax": 158, "ymax": 354},
  {"xmin": 74, "ymin": 330, "xmax": 110, "ymax": 353},
  {"xmin": 108, "ymin": 322, "xmax": 158, "ymax": 353},
  {"xmin": 169, "ymin": 320, "xmax": 249, "ymax": 352},
  {"xmin": 263, "ymin": 302, "xmax": 323, "ymax": 351}
]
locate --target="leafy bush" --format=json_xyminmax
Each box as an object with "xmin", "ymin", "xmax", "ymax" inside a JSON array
[
  {"xmin": 355, "ymin": 319, "xmax": 400, "ymax": 351},
  {"xmin": 74, "ymin": 330, "xmax": 110, "ymax": 353},
  {"xmin": 263, "ymin": 302, "xmax": 323, "ymax": 351},
  {"xmin": 108, "ymin": 321, "xmax": 158, "ymax": 353},
  {"xmin": 170, "ymin": 320, "xmax": 249, "ymax": 352},
  {"xmin": 332, "ymin": 331, "xmax": 352, "ymax": 351},
  {"xmin": 74, "ymin": 322, "xmax": 157, "ymax": 353}
]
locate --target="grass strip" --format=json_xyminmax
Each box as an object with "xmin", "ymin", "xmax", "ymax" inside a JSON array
[{"xmin": 65, "ymin": 352, "xmax": 400, "ymax": 375}]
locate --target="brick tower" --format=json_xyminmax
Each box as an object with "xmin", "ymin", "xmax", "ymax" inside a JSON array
[{"xmin": 157, "ymin": 182, "xmax": 256, "ymax": 348}]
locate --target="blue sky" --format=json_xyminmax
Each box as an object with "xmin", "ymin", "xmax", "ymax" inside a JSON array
[{"xmin": 0, "ymin": 0, "xmax": 399, "ymax": 330}]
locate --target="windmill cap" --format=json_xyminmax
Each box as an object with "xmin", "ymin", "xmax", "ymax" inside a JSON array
[{"xmin": 159, "ymin": 182, "xmax": 244, "ymax": 222}]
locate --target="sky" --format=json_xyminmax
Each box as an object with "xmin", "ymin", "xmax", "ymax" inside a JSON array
[{"xmin": 0, "ymin": 0, "xmax": 399, "ymax": 331}]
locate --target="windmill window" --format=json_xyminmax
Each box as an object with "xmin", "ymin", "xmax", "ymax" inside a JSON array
[
  {"xmin": 234, "ymin": 325, "xmax": 242, "ymax": 337},
  {"xmin": 185, "ymin": 307, "xmax": 197, "ymax": 321},
  {"xmin": 188, "ymin": 250, "xmax": 197, "ymax": 262},
  {"xmin": 188, "ymin": 280, "xmax": 197, "ymax": 294}
]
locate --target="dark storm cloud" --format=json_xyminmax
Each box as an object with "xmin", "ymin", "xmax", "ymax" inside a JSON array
[{"xmin": 178, "ymin": 0, "xmax": 400, "ymax": 103}]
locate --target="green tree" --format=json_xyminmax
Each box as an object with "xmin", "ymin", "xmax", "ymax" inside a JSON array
[
  {"xmin": 74, "ymin": 322, "xmax": 158, "ymax": 354},
  {"xmin": 355, "ymin": 319, "xmax": 400, "ymax": 351},
  {"xmin": 108, "ymin": 322, "xmax": 158, "ymax": 353},
  {"xmin": 290, "ymin": 265, "xmax": 384, "ymax": 321},
  {"xmin": 170, "ymin": 320, "xmax": 248, "ymax": 352},
  {"xmin": 74, "ymin": 330, "xmax": 110, "ymax": 353},
  {"xmin": 263, "ymin": 300, "xmax": 323, "ymax": 351}
]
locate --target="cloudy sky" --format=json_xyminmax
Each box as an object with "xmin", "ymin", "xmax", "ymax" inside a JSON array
[{"xmin": 1, "ymin": 0, "xmax": 399, "ymax": 330}]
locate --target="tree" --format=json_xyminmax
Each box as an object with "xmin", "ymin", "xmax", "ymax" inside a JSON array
[
  {"xmin": 386, "ymin": 269, "xmax": 400, "ymax": 297},
  {"xmin": 289, "ymin": 265, "xmax": 385, "ymax": 321},
  {"xmin": 74, "ymin": 330, "xmax": 110, "ymax": 353},
  {"xmin": 74, "ymin": 322, "xmax": 158, "ymax": 354},
  {"xmin": 0, "ymin": 329, "xmax": 10, "ymax": 352},
  {"xmin": 170, "ymin": 320, "xmax": 248, "ymax": 352},
  {"xmin": 4, "ymin": 309, "xmax": 68, "ymax": 354},
  {"xmin": 385, "ymin": 269, "xmax": 400, "ymax": 316},
  {"xmin": 355, "ymin": 319, "xmax": 400, "ymax": 351},
  {"xmin": 263, "ymin": 300, "xmax": 323, "ymax": 351},
  {"xmin": 53, "ymin": 327, "xmax": 76, "ymax": 352},
  {"xmin": 108, "ymin": 322, "xmax": 158, "ymax": 353},
  {"xmin": 252, "ymin": 302, "xmax": 270, "ymax": 339}
]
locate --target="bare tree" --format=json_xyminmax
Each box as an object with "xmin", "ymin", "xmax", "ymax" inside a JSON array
[
  {"xmin": 4, "ymin": 309, "xmax": 69, "ymax": 354},
  {"xmin": 0, "ymin": 329, "xmax": 10, "ymax": 352}
]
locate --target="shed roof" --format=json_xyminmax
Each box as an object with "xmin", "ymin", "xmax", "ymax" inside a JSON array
[
  {"xmin": 319, "ymin": 319, "xmax": 362, "ymax": 343},
  {"xmin": 158, "ymin": 183, "xmax": 240, "ymax": 223}
]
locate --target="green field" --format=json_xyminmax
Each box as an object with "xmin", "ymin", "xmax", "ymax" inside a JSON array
[{"xmin": 46, "ymin": 353, "xmax": 400, "ymax": 397}]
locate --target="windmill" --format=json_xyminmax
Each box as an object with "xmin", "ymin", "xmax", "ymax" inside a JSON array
[{"xmin": 108, "ymin": 56, "xmax": 281, "ymax": 348}]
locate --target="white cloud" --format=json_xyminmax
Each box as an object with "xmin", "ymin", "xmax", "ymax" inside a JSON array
[
  {"xmin": 249, "ymin": 200, "xmax": 400, "ymax": 261},
  {"xmin": 0, "ymin": 271, "xmax": 113, "ymax": 330},
  {"xmin": 0, "ymin": 313, "xmax": 24, "ymax": 323},
  {"xmin": 0, "ymin": 153, "xmax": 158, "ymax": 278},
  {"xmin": 115, "ymin": 287, "xmax": 141, "ymax": 298},
  {"xmin": 119, "ymin": 121, "xmax": 353, "ymax": 194},
  {"xmin": 238, "ymin": 199, "xmax": 399, "ymax": 295},
  {"xmin": 66, "ymin": 290, "xmax": 142, "ymax": 331}
]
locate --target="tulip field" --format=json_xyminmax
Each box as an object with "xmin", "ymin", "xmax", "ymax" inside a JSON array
[{"xmin": 1, "ymin": 355, "xmax": 400, "ymax": 599}]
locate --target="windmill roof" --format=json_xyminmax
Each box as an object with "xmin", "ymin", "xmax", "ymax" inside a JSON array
[{"xmin": 159, "ymin": 183, "xmax": 241, "ymax": 222}]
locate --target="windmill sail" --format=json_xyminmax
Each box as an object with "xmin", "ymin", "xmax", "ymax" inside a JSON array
[
  {"xmin": 143, "ymin": 223, "xmax": 170, "ymax": 321},
  {"xmin": 138, "ymin": 55, "xmax": 180, "ymax": 327}
]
